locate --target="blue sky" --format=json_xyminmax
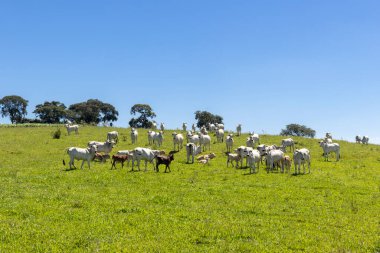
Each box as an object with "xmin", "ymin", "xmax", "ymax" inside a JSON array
[{"xmin": 1, "ymin": 1, "xmax": 379, "ymax": 143}]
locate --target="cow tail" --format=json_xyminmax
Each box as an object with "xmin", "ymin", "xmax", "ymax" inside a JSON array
[{"xmin": 62, "ymin": 148, "xmax": 68, "ymax": 166}]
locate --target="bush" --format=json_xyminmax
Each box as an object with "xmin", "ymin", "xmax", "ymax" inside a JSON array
[
  {"xmin": 280, "ymin": 123, "xmax": 316, "ymax": 138},
  {"xmin": 52, "ymin": 128, "xmax": 61, "ymax": 139}
]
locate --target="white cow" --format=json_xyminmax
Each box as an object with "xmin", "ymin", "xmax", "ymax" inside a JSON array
[
  {"xmin": 216, "ymin": 128, "xmax": 224, "ymax": 143},
  {"xmin": 160, "ymin": 123, "xmax": 165, "ymax": 132},
  {"xmin": 182, "ymin": 123, "xmax": 187, "ymax": 132},
  {"xmin": 355, "ymin": 135, "xmax": 362, "ymax": 144},
  {"xmin": 107, "ymin": 131, "xmax": 119, "ymax": 144},
  {"xmin": 216, "ymin": 123, "xmax": 224, "ymax": 130},
  {"xmin": 187, "ymin": 133, "xmax": 200, "ymax": 145},
  {"xmin": 249, "ymin": 133, "xmax": 260, "ymax": 145},
  {"xmin": 226, "ymin": 134, "xmax": 234, "ymax": 152},
  {"xmin": 152, "ymin": 121, "xmax": 157, "ymax": 130},
  {"xmin": 266, "ymin": 149, "xmax": 285, "ymax": 173},
  {"xmin": 88, "ymin": 140, "xmax": 115, "ymax": 154},
  {"xmin": 153, "ymin": 131, "xmax": 164, "ymax": 147},
  {"xmin": 199, "ymin": 133, "xmax": 211, "ymax": 151},
  {"xmin": 246, "ymin": 136, "xmax": 255, "ymax": 148},
  {"xmin": 247, "ymin": 149, "xmax": 261, "ymax": 173},
  {"xmin": 324, "ymin": 137, "xmax": 333, "ymax": 144},
  {"xmin": 208, "ymin": 123, "xmax": 216, "ymax": 132},
  {"xmin": 235, "ymin": 146, "xmax": 254, "ymax": 168},
  {"xmin": 281, "ymin": 138, "xmax": 295, "ymax": 152},
  {"xmin": 362, "ymin": 136, "xmax": 369, "ymax": 145},
  {"xmin": 293, "ymin": 148, "xmax": 311, "ymax": 174},
  {"xmin": 186, "ymin": 143, "xmax": 202, "ymax": 163},
  {"xmin": 325, "ymin": 132, "xmax": 333, "ymax": 139},
  {"xmin": 236, "ymin": 124, "xmax": 242, "ymax": 136},
  {"xmin": 319, "ymin": 141, "xmax": 340, "ymax": 161},
  {"xmin": 172, "ymin": 132, "xmax": 184, "ymax": 151},
  {"xmin": 65, "ymin": 144, "xmax": 97, "ymax": 169},
  {"xmin": 226, "ymin": 153, "xmax": 241, "ymax": 168},
  {"xmin": 65, "ymin": 124, "xmax": 79, "ymax": 135},
  {"xmin": 131, "ymin": 147, "xmax": 164, "ymax": 171},
  {"xmin": 192, "ymin": 123, "xmax": 196, "ymax": 132},
  {"xmin": 148, "ymin": 130, "xmax": 156, "ymax": 145},
  {"xmin": 131, "ymin": 128, "xmax": 138, "ymax": 144}
]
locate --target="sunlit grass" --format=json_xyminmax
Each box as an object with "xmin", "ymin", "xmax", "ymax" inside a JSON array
[{"xmin": 0, "ymin": 125, "xmax": 379, "ymax": 252}]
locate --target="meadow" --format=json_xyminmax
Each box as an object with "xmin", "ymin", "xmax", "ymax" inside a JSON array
[{"xmin": 0, "ymin": 125, "xmax": 379, "ymax": 252}]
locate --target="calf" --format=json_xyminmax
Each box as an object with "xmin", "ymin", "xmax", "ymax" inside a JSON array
[
  {"xmin": 227, "ymin": 153, "xmax": 241, "ymax": 168},
  {"xmin": 186, "ymin": 143, "xmax": 202, "ymax": 163},
  {"xmin": 111, "ymin": 154, "xmax": 129, "ymax": 169},
  {"xmin": 93, "ymin": 153, "xmax": 110, "ymax": 163},
  {"xmin": 155, "ymin": 154, "xmax": 174, "ymax": 173}
]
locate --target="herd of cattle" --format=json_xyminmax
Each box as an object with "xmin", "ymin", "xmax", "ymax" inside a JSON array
[{"xmin": 62, "ymin": 122, "xmax": 370, "ymax": 174}]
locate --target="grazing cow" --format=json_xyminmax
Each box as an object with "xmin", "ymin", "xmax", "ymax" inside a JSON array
[
  {"xmin": 88, "ymin": 140, "xmax": 115, "ymax": 154},
  {"xmin": 281, "ymin": 138, "xmax": 295, "ymax": 152},
  {"xmin": 216, "ymin": 128, "xmax": 224, "ymax": 143},
  {"xmin": 172, "ymin": 132, "xmax": 184, "ymax": 151},
  {"xmin": 93, "ymin": 153, "xmax": 110, "ymax": 163},
  {"xmin": 362, "ymin": 136, "xmax": 369, "ymax": 145},
  {"xmin": 227, "ymin": 153, "xmax": 241, "ymax": 168},
  {"xmin": 147, "ymin": 130, "xmax": 156, "ymax": 145},
  {"xmin": 293, "ymin": 148, "xmax": 310, "ymax": 174},
  {"xmin": 64, "ymin": 144, "xmax": 97, "ymax": 169},
  {"xmin": 131, "ymin": 128, "xmax": 138, "ymax": 144},
  {"xmin": 226, "ymin": 134, "xmax": 234, "ymax": 152},
  {"xmin": 319, "ymin": 141, "xmax": 340, "ymax": 161},
  {"xmin": 247, "ymin": 150, "xmax": 261, "ymax": 173},
  {"xmin": 236, "ymin": 124, "xmax": 242, "ymax": 136},
  {"xmin": 266, "ymin": 149, "xmax": 285, "ymax": 173},
  {"xmin": 199, "ymin": 133, "xmax": 211, "ymax": 151},
  {"xmin": 111, "ymin": 154, "xmax": 129, "ymax": 169},
  {"xmin": 182, "ymin": 123, "xmax": 187, "ymax": 132},
  {"xmin": 65, "ymin": 124, "xmax": 79, "ymax": 135},
  {"xmin": 131, "ymin": 147, "xmax": 165, "ymax": 171},
  {"xmin": 160, "ymin": 123, "xmax": 165, "ymax": 132},
  {"xmin": 155, "ymin": 154, "xmax": 174, "ymax": 172},
  {"xmin": 107, "ymin": 131, "xmax": 119, "ymax": 144},
  {"xmin": 186, "ymin": 143, "xmax": 202, "ymax": 163},
  {"xmin": 355, "ymin": 135, "xmax": 362, "ymax": 144}
]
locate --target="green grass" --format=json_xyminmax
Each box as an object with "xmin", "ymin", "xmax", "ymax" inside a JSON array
[{"xmin": 0, "ymin": 125, "xmax": 379, "ymax": 252}]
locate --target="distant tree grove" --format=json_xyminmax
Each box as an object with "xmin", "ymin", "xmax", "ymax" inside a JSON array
[{"xmin": 280, "ymin": 123, "xmax": 316, "ymax": 138}]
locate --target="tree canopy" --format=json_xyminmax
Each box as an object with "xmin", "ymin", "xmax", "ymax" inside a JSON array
[
  {"xmin": 0, "ymin": 95, "xmax": 29, "ymax": 124},
  {"xmin": 280, "ymin": 123, "xmax": 316, "ymax": 138},
  {"xmin": 33, "ymin": 101, "xmax": 67, "ymax": 123},
  {"xmin": 68, "ymin": 99, "xmax": 118, "ymax": 124},
  {"xmin": 194, "ymin": 110, "xmax": 223, "ymax": 129},
  {"xmin": 129, "ymin": 104, "xmax": 156, "ymax": 128}
]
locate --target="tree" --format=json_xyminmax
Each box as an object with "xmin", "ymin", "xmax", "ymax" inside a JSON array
[
  {"xmin": 194, "ymin": 110, "xmax": 223, "ymax": 129},
  {"xmin": 280, "ymin": 124, "xmax": 316, "ymax": 138},
  {"xmin": 33, "ymin": 101, "xmax": 67, "ymax": 123},
  {"xmin": 0, "ymin": 95, "xmax": 28, "ymax": 124},
  {"xmin": 129, "ymin": 104, "xmax": 156, "ymax": 128},
  {"xmin": 68, "ymin": 99, "xmax": 118, "ymax": 124}
]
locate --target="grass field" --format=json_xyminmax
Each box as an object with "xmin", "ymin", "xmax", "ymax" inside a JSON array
[{"xmin": 0, "ymin": 125, "xmax": 379, "ymax": 252}]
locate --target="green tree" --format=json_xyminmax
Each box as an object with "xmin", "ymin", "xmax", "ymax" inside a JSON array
[
  {"xmin": 129, "ymin": 104, "xmax": 156, "ymax": 128},
  {"xmin": 194, "ymin": 110, "xmax": 223, "ymax": 129},
  {"xmin": 0, "ymin": 95, "xmax": 29, "ymax": 124},
  {"xmin": 33, "ymin": 101, "xmax": 67, "ymax": 123},
  {"xmin": 68, "ymin": 99, "xmax": 118, "ymax": 124},
  {"xmin": 280, "ymin": 123, "xmax": 316, "ymax": 138}
]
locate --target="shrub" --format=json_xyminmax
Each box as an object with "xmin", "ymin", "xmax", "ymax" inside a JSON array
[{"xmin": 52, "ymin": 128, "xmax": 61, "ymax": 139}]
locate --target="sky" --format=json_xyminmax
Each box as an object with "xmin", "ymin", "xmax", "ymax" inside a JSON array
[{"xmin": 1, "ymin": 0, "xmax": 379, "ymax": 143}]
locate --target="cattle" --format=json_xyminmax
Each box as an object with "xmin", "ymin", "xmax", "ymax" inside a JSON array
[
  {"xmin": 236, "ymin": 124, "xmax": 242, "ymax": 136},
  {"xmin": 226, "ymin": 153, "xmax": 241, "ymax": 168},
  {"xmin": 152, "ymin": 121, "xmax": 157, "ymax": 130},
  {"xmin": 249, "ymin": 133, "xmax": 260, "ymax": 145},
  {"xmin": 281, "ymin": 138, "xmax": 295, "ymax": 152},
  {"xmin": 155, "ymin": 154, "xmax": 174, "ymax": 173},
  {"xmin": 64, "ymin": 144, "xmax": 97, "ymax": 169},
  {"xmin": 131, "ymin": 128, "xmax": 138, "ymax": 144},
  {"xmin": 326, "ymin": 132, "xmax": 333, "ymax": 139},
  {"xmin": 65, "ymin": 124, "xmax": 79, "ymax": 135},
  {"xmin": 110, "ymin": 154, "xmax": 129, "ymax": 169},
  {"xmin": 172, "ymin": 132, "xmax": 184, "ymax": 151},
  {"xmin": 324, "ymin": 137, "xmax": 333, "ymax": 144},
  {"xmin": 355, "ymin": 135, "xmax": 362, "ymax": 144},
  {"xmin": 131, "ymin": 147, "xmax": 165, "ymax": 171},
  {"xmin": 235, "ymin": 146, "xmax": 254, "ymax": 168},
  {"xmin": 266, "ymin": 149, "xmax": 285, "ymax": 173},
  {"xmin": 147, "ymin": 130, "xmax": 156, "ymax": 145},
  {"xmin": 246, "ymin": 136, "xmax": 255, "ymax": 148},
  {"xmin": 197, "ymin": 153, "xmax": 216, "ymax": 161},
  {"xmin": 187, "ymin": 133, "xmax": 200, "ymax": 145},
  {"xmin": 192, "ymin": 123, "xmax": 196, "ymax": 132},
  {"xmin": 247, "ymin": 150, "xmax": 261, "ymax": 173},
  {"xmin": 216, "ymin": 123, "xmax": 224, "ymax": 130},
  {"xmin": 186, "ymin": 143, "xmax": 202, "ymax": 163},
  {"xmin": 216, "ymin": 128, "xmax": 224, "ymax": 143},
  {"xmin": 282, "ymin": 155, "xmax": 292, "ymax": 173},
  {"xmin": 362, "ymin": 136, "xmax": 369, "ymax": 145},
  {"xmin": 153, "ymin": 131, "xmax": 164, "ymax": 147},
  {"xmin": 116, "ymin": 150, "xmax": 133, "ymax": 167},
  {"xmin": 208, "ymin": 123, "xmax": 216, "ymax": 132},
  {"xmin": 107, "ymin": 131, "xmax": 119, "ymax": 144},
  {"xmin": 182, "ymin": 123, "xmax": 187, "ymax": 132},
  {"xmin": 198, "ymin": 157, "xmax": 210, "ymax": 165},
  {"xmin": 226, "ymin": 134, "xmax": 234, "ymax": 152},
  {"xmin": 93, "ymin": 153, "xmax": 110, "ymax": 163},
  {"xmin": 200, "ymin": 126, "xmax": 208, "ymax": 135},
  {"xmin": 319, "ymin": 141, "xmax": 340, "ymax": 161},
  {"xmin": 199, "ymin": 133, "xmax": 211, "ymax": 151},
  {"xmin": 293, "ymin": 148, "xmax": 311, "ymax": 174},
  {"xmin": 160, "ymin": 123, "xmax": 165, "ymax": 132},
  {"xmin": 88, "ymin": 140, "xmax": 115, "ymax": 154}
]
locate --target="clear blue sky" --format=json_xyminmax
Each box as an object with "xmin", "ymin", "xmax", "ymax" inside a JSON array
[{"xmin": 1, "ymin": 1, "xmax": 379, "ymax": 143}]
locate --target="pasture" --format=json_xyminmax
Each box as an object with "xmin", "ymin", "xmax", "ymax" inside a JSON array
[{"xmin": 0, "ymin": 125, "xmax": 379, "ymax": 252}]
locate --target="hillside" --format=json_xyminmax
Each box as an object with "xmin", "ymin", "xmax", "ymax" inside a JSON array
[{"xmin": 0, "ymin": 125, "xmax": 379, "ymax": 252}]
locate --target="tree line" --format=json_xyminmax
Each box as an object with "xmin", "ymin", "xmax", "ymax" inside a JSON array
[{"xmin": 0, "ymin": 95, "xmax": 315, "ymax": 137}]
